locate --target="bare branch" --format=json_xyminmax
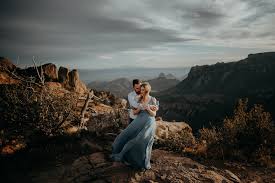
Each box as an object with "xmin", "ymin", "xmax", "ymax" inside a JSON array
[
  {"xmin": 32, "ymin": 56, "xmax": 44, "ymax": 85},
  {"xmin": 2, "ymin": 67, "xmax": 43, "ymax": 87}
]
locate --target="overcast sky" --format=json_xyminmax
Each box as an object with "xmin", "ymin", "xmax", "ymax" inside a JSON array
[{"xmin": 1, "ymin": 0, "xmax": 275, "ymax": 69}]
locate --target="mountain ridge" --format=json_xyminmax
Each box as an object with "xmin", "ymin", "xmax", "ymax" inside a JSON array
[{"xmin": 157, "ymin": 52, "xmax": 275, "ymax": 130}]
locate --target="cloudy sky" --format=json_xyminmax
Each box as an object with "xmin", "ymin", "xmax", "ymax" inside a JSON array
[{"xmin": 1, "ymin": 0, "xmax": 275, "ymax": 69}]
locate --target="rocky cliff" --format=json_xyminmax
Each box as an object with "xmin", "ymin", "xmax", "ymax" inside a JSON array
[{"xmin": 157, "ymin": 52, "xmax": 275, "ymax": 130}]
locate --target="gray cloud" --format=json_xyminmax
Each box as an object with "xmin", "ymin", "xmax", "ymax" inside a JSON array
[{"xmin": 0, "ymin": 0, "xmax": 274, "ymax": 68}]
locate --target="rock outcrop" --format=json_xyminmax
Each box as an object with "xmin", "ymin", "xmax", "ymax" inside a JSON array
[
  {"xmin": 0, "ymin": 57, "xmax": 16, "ymax": 72},
  {"xmin": 58, "ymin": 66, "xmax": 69, "ymax": 83},
  {"xmin": 68, "ymin": 69, "xmax": 87, "ymax": 94},
  {"xmin": 16, "ymin": 63, "xmax": 58, "ymax": 82},
  {"xmin": 0, "ymin": 57, "xmax": 87, "ymax": 94},
  {"xmin": 0, "ymin": 58, "xmax": 19, "ymax": 84},
  {"xmin": 40, "ymin": 63, "xmax": 58, "ymax": 81},
  {"xmin": 155, "ymin": 119, "xmax": 193, "ymax": 140}
]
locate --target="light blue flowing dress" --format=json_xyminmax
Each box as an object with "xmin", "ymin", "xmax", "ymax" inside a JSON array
[{"xmin": 111, "ymin": 96, "xmax": 157, "ymax": 169}]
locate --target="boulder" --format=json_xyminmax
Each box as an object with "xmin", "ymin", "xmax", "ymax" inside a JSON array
[
  {"xmin": 68, "ymin": 69, "xmax": 87, "ymax": 94},
  {"xmin": 0, "ymin": 57, "xmax": 19, "ymax": 84},
  {"xmin": 16, "ymin": 63, "xmax": 58, "ymax": 82},
  {"xmin": 58, "ymin": 66, "xmax": 69, "ymax": 83},
  {"xmin": 0, "ymin": 57, "xmax": 16, "ymax": 72},
  {"xmin": 40, "ymin": 63, "xmax": 57, "ymax": 81},
  {"xmin": 68, "ymin": 69, "xmax": 79, "ymax": 87},
  {"xmin": 155, "ymin": 119, "xmax": 193, "ymax": 140}
]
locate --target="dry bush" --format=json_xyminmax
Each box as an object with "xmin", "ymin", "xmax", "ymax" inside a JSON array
[
  {"xmin": 198, "ymin": 127, "xmax": 224, "ymax": 158},
  {"xmin": 0, "ymin": 83, "xmax": 78, "ymax": 143},
  {"xmin": 155, "ymin": 130, "xmax": 196, "ymax": 153},
  {"xmin": 199, "ymin": 127, "xmax": 222, "ymax": 145},
  {"xmin": 199, "ymin": 98, "xmax": 275, "ymax": 165},
  {"xmin": 86, "ymin": 108, "xmax": 128, "ymax": 136}
]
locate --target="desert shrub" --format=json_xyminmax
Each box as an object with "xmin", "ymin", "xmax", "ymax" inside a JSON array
[
  {"xmin": 198, "ymin": 127, "xmax": 224, "ymax": 158},
  {"xmin": 86, "ymin": 108, "xmax": 128, "ymax": 136},
  {"xmin": 199, "ymin": 127, "xmax": 222, "ymax": 145},
  {"xmin": 0, "ymin": 83, "xmax": 78, "ymax": 141},
  {"xmin": 199, "ymin": 98, "xmax": 275, "ymax": 164},
  {"xmin": 155, "ymin": 130, "xmax": 196, "ymax": 153}
]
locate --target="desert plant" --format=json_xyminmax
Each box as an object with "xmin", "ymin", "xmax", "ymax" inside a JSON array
[
  {"xmin": 86, "ymin": 108, "xmax": 128, "ymax": 137},
  {"xmin": 198, "ymin": 127, "xmax": 224, "ymax": 159},
  {"xmin": 199, "ymin": 98, "xmax": 275, "ymax": 164},
  {"xmin": 199, "ymin": 127, "xmax": 222, "ymax": 145},
  {"xmin": 0, "ymin": 83, "xmax": 78, "ymax": 141},
  {"xmin": 155, "ymin": 129, "xmax": 196, "ymax": 153}
]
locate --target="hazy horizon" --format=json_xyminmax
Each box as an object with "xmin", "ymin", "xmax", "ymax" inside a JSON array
[{"xmin": 79, "ymin": 67, "xmax": 190, "ymax": 83}]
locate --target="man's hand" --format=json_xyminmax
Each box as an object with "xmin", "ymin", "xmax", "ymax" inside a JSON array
[{"xmin": 133, "ymin": 108, "xmax": 141, "ymax": 115}]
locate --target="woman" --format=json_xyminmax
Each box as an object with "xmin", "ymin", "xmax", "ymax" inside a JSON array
[{"xmin": 110, "ymin": 82, "xmax": 158, "ymax": 170}]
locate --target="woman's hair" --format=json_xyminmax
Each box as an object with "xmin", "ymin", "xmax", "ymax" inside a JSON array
[
  {"xmin": 139, "ymin": 82, "xmax": 151, "ymax": 102},
  {"xmin": 141, "ymin": 82, "xmax": 151, "ymax": 94}
]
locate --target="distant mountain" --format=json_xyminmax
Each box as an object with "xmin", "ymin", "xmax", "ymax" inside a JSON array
[
  {"xmin": 157, "ymin": 52, "xmax": 275, "ymax": 130},
  {"xmin": 88, "ymin": 73, "xmax": 180, "ymax": 98},
  {"xmin": 88, "ymin": 78, "xmax": 131, "ymax": 98},
  {"xmin": 79, "ymin": 67, "xmax": 190, "ymax": 83},
  {"xmin": 148, "ymin": 73, "xmax": 180, "ymax": 92}
]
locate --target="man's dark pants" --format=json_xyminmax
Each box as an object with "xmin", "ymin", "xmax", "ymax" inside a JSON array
[{"xmin": 128, "ymin": 118, "xmax": 134, "ymax": 124}]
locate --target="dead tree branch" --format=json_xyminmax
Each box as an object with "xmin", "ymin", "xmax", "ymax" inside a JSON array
[
  {"xmin": 2, "ymin": 67, "xmax": 43, "ymax": 87},
  {"xmin": 32, "ymin": 56, "xmax": 45, "ymax": 85},
  {"xmin": 79, "ymin": 90, "xmax": 95, "ymax": 129}
]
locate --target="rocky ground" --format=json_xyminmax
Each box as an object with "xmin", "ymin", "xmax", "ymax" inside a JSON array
[
  {"xmin": 60, "ymin": 134, "xmax": 274, "ymax": 183},
  {"xmin": 62, "ymin": 149, "xmax": 241, "ymax": 183}
]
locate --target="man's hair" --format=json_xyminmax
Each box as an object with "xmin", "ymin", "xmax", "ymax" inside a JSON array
[{"xmin": 132, "ymin": 79, "xmax": 141, "ymax": 87}]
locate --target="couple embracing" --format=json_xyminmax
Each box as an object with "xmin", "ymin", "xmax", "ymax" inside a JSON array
[{"xmin": 110, "ymin": 79, "xmax": 159, "ymax": 170}]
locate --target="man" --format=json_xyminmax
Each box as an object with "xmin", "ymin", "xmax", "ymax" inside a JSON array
[{"xmin": 127, "ymin": 79, "xmax": 141, "ymax": 124}]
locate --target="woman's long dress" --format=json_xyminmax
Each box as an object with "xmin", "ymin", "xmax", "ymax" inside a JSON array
[{"xmin": 110, "ymin": 96, "xmax": 157, "ymax": 169}]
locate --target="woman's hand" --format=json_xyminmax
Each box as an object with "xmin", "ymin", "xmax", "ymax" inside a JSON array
[
  {"xmin": 149, "ymin": 105, "xmax": 158, "ymax": 111},
  {"xmin": 144, "ymin": 104, "xmax": 151, "ymax": 111},
  {"xmin": 145, "ymin": 104, "xmax": 156, "ymax": 117}
]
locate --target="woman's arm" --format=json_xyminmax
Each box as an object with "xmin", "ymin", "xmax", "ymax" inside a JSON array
[
  {"xmin": 149, "ymin": 97, "xmax": 159, "ymax": 112},
  {"xmin": 145, "ymin": 105, "xmax": 156, "ymax": 117}
]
